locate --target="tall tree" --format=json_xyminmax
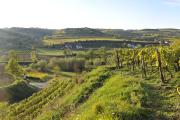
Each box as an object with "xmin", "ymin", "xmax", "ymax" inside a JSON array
[
  {"xmin": 86, "ymin": 49, "xmax": 95, "ymax": 65},
  {"xmin": 5, "ymin": 50, "xmax": 24, "ymax": 77},
  {"xmin": 31, "ymin": 46, "xmax": 38, "ymax": 63}
]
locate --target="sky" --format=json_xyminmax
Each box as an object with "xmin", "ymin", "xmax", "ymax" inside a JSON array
[{"xmin": 0, "ymin": 0, "xmax": 180, "ymax": 29}]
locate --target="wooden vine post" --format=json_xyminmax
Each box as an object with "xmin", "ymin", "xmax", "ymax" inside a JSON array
[
  {"xmin": 114, "ymin": 49, "xmax": 120, "ymax": 69},
  {"xmin": 156, "ymin": 48, "xmax": 166, "ymax": 83},
  {"xmin": 141, "ymin": 50, "xmax": 147, "ymax": 78}
]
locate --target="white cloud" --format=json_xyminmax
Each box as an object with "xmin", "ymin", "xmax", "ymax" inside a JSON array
[{"xmin": 164, "ymin": 0, "xmax": 180, "ymax": 6}]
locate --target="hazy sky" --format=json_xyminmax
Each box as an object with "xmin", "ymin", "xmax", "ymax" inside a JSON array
[{"xmin": 0, "ymin": 0, "xmax": 180, "ymax": 29}]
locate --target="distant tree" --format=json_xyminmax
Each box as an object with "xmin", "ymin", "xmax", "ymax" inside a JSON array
[
  {"xmin": 36, "ymin": 60, "xmax": 48, "ymax": 72},
  {"xmin": 43, "ymin": 35, "xmax": 49, "ymax": 40},
  {"xmin": 99, "ymin": 47, "xmax": 108, "ymax": 65},
  {"xmin": 52, "ymin": 66, "xmax": 61, "ymax": 76},
  {"xmin": 64, "ymin": 49, "xmax": 72, "ymax": 57},
  {"xmin": 86, "ymin": 49, "xmax": 95, "ymax": 65},
  {"xmin": 31, "ymin": 46, "xmax": 38, "ymax": 63},
  {"xmin": 5, "ymin": 50, "xmax": 24, "ymax": 77},
  {"xmin": 8, "ymin": 50, "xmax": 17, "ymax": 60},
  {"xmin": 48, "ymin": 57, "xmax": 59, "ymax": 69}
]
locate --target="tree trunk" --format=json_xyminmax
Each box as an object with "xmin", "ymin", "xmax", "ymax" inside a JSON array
[
  {"xmin": 141, "ymin": 51, "xmax": 147, "ymax": 78},
  {"xmin": 156, "ymin": 49, "xmax": 166, "ymax": 83},
  {"xmin": 115, "ymin": 49, "xmax": 120, "ymax": 69}
]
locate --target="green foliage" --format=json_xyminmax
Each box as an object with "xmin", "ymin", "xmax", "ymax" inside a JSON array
[
  {"xmin": 71, "ymin": 67, "xmax": 112, "ymax": 105},
  {"xmin": 98, "ymin": 47, "xmax": 108, "ymax": 65},
  {"xmin": 5, "ymin": 50, "xmax": 24, "ymax": 77},
  {"xmin": 0, "ymin": 102, "xmax": 8, "ymax": 120},
  {"xmin": 2, "ymin": 45, "xmax": 180, "ymax": 120},
  {"xmin": 92, "ymin": 102, "xmax": 105, "ymax": 115},
  {"xmin": 69, "ymin": 69, "xmax": 180, "ymax": 120},
  {"xmin": 171, "ymin": 40, "xmax": 180, "ymax": 58},
  {"xmin": 30, "ymin": 60, "xmax": 48, "ymax": 72},
  {"xmin": 69, "ymin": 70, "xmax": 150, "ymax": 120},
  {"xmin": 31, "ymin": 49, "xmax": 38, "ymax": 63},
  {"xmin": 35, "ymin": 66, "xmax": 112, "ymax": 120},
  {"xmin": 50, "ymin": 58, "xmax": 85, "ymax": 72},
  {"xmin": 4, "ymin": 64, "xmax": 179, "ymax": 120},
  {"xmin": 63, "ymin": 48, "xmax": 73, "ymax": 56}
]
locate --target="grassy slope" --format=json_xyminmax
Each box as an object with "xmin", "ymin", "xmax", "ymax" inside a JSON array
[
  {"xmin": 36, "ymin": 67, "xmax": 180, "ymax": 120},
  {"xmin": 4, "ymin": 67, "xmax": 179, "ymax": 120},
  {"xmin": 67, "ymin": 69, "xmax": 180, "ymax": 120},
  {"xmin": 36, "ymin": 66, "xmax": 113, "ymax": 120}
]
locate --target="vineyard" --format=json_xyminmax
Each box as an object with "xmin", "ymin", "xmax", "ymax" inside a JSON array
[
  {"xmin": 113, "ymin": 45, "xmax": 179, "ymax": 83},
  {"xmin": 43, "ymin": 37, "xmax": 118, "ymax": 46},
  {"xmin": 1, "ymin": 0, "xmax": 180, "ymax": 119},
  {"xmin": 0, "ymin": 40, "xmax": 179, "ymax": 120},
  {"xmin": 7, "ymin": 77, "xmax": 74, "ymax": 120}
]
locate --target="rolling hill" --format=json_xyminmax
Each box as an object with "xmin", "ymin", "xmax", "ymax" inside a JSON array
[
  {"xmin": 0, "ymin": 28, "xmax": 55, "ymax": 49},
  {"xmin": 0, "ymin": 27, "xmax": 180, "ymax": 49},
  {"xmin": 51, "ymin": 27, "xmax": 111, "ymax": 38}
]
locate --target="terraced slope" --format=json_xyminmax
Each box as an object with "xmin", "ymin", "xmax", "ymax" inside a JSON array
[
  {"xmin": 4, "ymin": 67, "xmax": 179, "ymax": 120},
  {"xmin": 36, "ymin": 66, "xmax": 113, "ymax": 120},
  {"xmin": 8, "ymin": 78, "xmax": 74, "ymax": 120},
  {"xmin": 67, "ymin": 70, "xmax": 180, "ymax": 120}
]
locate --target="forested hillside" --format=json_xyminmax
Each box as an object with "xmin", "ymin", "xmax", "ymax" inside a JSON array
[
  {"xmin": 52, "ymin": 27, "xmax": 111, "ymax": 38},
  {"xmin": 101, "ymin": 29, "xmax": 180, "ymax": 41},
  {"xmin": 0, "ymin": 28, "xmax": 55, "ymax": 49},
  {"xmin": 0, "ymin": 27, "xmax": 180, "ymax": 50}
]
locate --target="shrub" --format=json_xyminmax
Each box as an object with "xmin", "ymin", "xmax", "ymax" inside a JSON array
[
  {"xmin": 92, "ymin": 103, "xmax": 104, "ymax": 115},
  {"xmin": 30, "ymin": 60, "xmax": 48, "ymax": 72},
  {"xmin": 52, "ymin": 58, "xmax": 85, "ymax": 72}
]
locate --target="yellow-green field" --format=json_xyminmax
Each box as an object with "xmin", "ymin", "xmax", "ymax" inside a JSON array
[
  {"xmin": 43, "ymin": 37, "xmax": 121, "ymax": 45},
  {"xmin": 37, "ymin": 48, "xmax": 85, "ymax": 56},
  {"xmin": 26, "ymin": 71, "xmax": 49, "ymax": 81}
]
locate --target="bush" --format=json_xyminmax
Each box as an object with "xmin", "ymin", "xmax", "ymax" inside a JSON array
[
  {"xmin": 30, "ymin": 60, "xmax": 48, "ymax": 72},
  {"xmin": 49, "ymin": 58, "xmax": 85, "ymax": 72}
]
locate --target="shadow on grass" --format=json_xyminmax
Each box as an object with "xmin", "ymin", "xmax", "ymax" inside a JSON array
[{"xmin": 140, "ymin": 82, "xmax": 170, "ymax": 120}]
